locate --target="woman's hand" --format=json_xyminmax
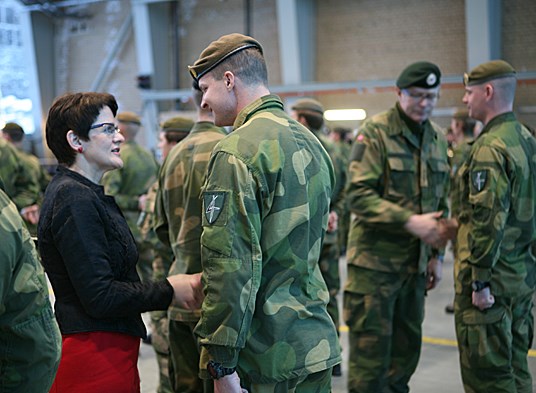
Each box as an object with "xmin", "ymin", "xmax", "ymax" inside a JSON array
[{"xmin": 166, "ymin": 273, "xmax": 204, "ymax": 309}]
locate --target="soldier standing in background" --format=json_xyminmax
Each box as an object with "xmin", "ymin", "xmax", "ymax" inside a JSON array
[
  {"xmin": 189, "ymin": 33, "xmax": 341, "ymax": 392},
  {"xmin": 291, "ymin": 98, "xmax": 346, "ymax": 377},
  {"xmin": 102, "ymin": 111, "xmax": 159, "ymax": 282},
  {"xmin": 139, "ymin": 115, "xmax": 195, "ymax": 393},
  {"xmin": 2, "ymin": 122, "xmax": 51, "ymax": 235},
  {"xmin": 154, "ymin": 83, "xmax": 226, "ymax": 393},
  {"xmin": 0, "ymin": 130, "xmax": 40, "ymax": 228},
  {"xmin": 344, "ymin": 61, "xmax": 450, "ymax": 393},
  {"xmin": 330, "ymin": 126, "xmax": 352, "ymax": 256},
  {"xmin": 449, "ymin": 60, "xmax": 536, "ymax": 393}
]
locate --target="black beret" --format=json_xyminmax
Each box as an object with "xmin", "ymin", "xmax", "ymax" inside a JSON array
[
  {"xmin": 396, "ymin": 61, "xmax": 441, "ymax": 89},
  {"xmin": 463, "ymin": 60, "xmax": 516, "ymax": 86},
  {"xmin": 188, "ymin": 33, "xmax": 263, "ymax": 81},
  {"xmin": 291, "ymin": 98, "xmax": 324, "ymax": 115},
  {"xmin": 161, "ymin": 116, "xmax": 194, "ymax": 133}
]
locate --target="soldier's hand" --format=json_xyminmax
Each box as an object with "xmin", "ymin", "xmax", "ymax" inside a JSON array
[
  {"xmin": 167, "ymin": 273, "xmax": 204, "ymax": 310},
  {"xmin": 472, "ymin": 287, "xmax": 495, "ymax": 311},
  {"xmin": 426, "ymin": 257, "xmax": 443, "ymax": 290},
  {"xmin": 214, "ymin": 372, "xmax": 248, "ymax": 393},
  {"xmin": 404, "ymin": 212, "xmax": 446, "ymax": 248},
  {"xmin": 438, "ymin": 218, "xmax": 458, "ymax": 241},
  {"xmin": 327, "ymin": 210, "xmax": 338, "ymax": 233},
  {"xmin": 20, "ymin": 204, "xmax": 40, "ymax": 225}
]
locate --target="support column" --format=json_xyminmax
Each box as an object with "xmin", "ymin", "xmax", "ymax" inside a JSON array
[{"xmin": 465, "ymin": 0, "xmax": 501, "ymax": 71}]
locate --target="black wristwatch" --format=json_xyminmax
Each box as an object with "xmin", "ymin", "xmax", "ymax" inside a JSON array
[
  {"xmin": 471, "ymin": 280, "xmax": 490, "ymax": 292},
  {"xmin": 207, "ymin": 360, "xmax": 236, "ymax": 380}
]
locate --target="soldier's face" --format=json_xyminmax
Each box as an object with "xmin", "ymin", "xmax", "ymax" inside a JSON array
[
  {"xmin": 198, "ymin": 72, "xmax": 238, "ymax": 127},
  {"xmin": 462, "ymin": 85, "xmax": 486, "ymax": 123},
  {"xmin": 398, "ymin": 86, "xmax": 440, "ymax": 124}
]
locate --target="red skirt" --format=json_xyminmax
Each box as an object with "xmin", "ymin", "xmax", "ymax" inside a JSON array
[{"xmin": 49, "ymin": 331, "xmax": 141, "ymax": 393}]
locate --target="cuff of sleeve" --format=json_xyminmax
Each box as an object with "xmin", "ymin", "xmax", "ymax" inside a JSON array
[
  {"xmin": 199, "ymin": 345, "xmax": 239, "ymax": 378},
  {"xmin": 472, "ymin": 267, "xmax": 492, "ymax": 282}
]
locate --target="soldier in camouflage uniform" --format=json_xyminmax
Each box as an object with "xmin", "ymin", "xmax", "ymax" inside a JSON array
[
  {"xmin": 0, "ymin": 187, "xmax": 61, "ymax": 392},
  {"xmin": 139, "ymin": 116, "xmax": 195, "ymax": 393},
  {"xmin": 154, "ymin": 87, "xmax": 226, "ymax": 393},
  {"xmin": 2, "ymin": 122, "xmax": 51, "ymax": 235},
  {"xmin": 450, "ymin": 60, "xmax": 536, "ymax": 393},
  {"xmin": 291, "ymin": 98, "xmax": 346, "ymax": 377},
  {"xmin": 188, "ymin": 33, "xmax": 341, "ymax": 393},
  {"xmin": 102, "ymin": 111, "xmax": 159, "ymax": 282},
  {"xmin": 0, "ymin": 132, "xmax": 40, "ymax": 228},
  {"xmin": 344, "ymin": 61, "xmax": 450, "ymax": 393},
  {"xmin": 330, "ymin": 127, "xmax": 352, "ymax": 256}
]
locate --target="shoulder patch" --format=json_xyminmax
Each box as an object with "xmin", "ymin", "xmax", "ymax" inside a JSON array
[
  {"xmin": 203, "ymin": 191, "xmax": 227, "ymax": 225},
  {"xmin": 471, "ymin": 170, "xmax": 488, "ymax": 192}
]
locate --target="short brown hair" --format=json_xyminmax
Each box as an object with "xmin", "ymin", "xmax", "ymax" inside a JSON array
[{"xmin": 46, "ymin": 92, "xmax": 118, "ymax": 166}]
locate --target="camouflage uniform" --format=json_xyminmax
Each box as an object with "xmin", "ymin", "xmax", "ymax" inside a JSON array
[
  {"xmin": 453, "ymin": 113, "xmax": 536, "ymax": 393},
  {"xmin": 309, "ymin": 128, "xmax": 346, "ymax": 332},
  {"xmin": 154, "ymin": 121, "xmax": 227, "ymax": 392},
  {"xmin": 139, "ymin": 181, "xmax": 174, "ymax": 393},
  {"xmin": 0, "ymin": 188, "xmax": 61, "ymax": 392},
  {"xmin": 344, "ymin": 104, "xmax": 449, "ymax": 392},
  {"xmin": 333, "ymin": 138, "xmax": 352, "ymax": 255},
  {"xmin": 0, "ymin": 137, "xmax": 40, "ymax": 212},
  {"xmin": 102, "ymin": 140, "xmax": 159, "ymax": 281},
  {"xmin": 195, "ymin": 95, "xmax": 342, "ymax": 389}
]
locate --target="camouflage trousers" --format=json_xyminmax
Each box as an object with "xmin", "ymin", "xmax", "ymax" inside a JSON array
[
  {"xmin": 454, "ymin": 291, "xmax": 534, "ymax": 393},
  {"xmin": 240, "ymin": 367, "xmax": 332, "ymax": 393},
  {"xmin": 151, "ymin": 310, "xmax": 173, "ymax": 393},
  {"xmin": 168, "ymin": 320, "xmax": 213, "ymax": 393},
  {"xmin": 343, "ymin": 265, "xmax": 426, "ymax": 393},
  {"xmin": 319, "ymin": 238, "xmax": 341, "ymax": 331}
]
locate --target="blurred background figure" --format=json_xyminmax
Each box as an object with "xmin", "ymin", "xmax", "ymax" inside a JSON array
[
  {"xmin": 102, "ymin": 111, "xmax": 159, "ymax": 283},
  {"xmin": 2, "ymin": 122, "xmax": 51, "ymax": 235}
]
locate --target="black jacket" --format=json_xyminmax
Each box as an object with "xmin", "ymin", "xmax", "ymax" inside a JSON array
[{"xmin": 38, "ymin": 166, "xmax": 172, "ymax": 339}]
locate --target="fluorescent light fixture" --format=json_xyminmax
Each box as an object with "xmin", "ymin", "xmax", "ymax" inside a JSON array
[{"xmin": 324, "ymin": 109, "xmax": 367, "ymax": 121}]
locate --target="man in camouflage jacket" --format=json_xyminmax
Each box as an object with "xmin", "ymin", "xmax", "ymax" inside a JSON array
[
  {"xmin": 154, "ymin": 91, "xmax": 226, "ymax": 392},
  {"xmin": 189, "ymin": 33, "xmax": 341, "ymax": 393},
  {"xmin": 0, "ymin": 187, "xmax": 61, "ymax": 392},
  {"xmin": 452, "ymin": 60, "xmax": 536, "ymax": 393},
  {"xmin": 344, "ymin": 61, "xmax": 450, "ymax": 393}
]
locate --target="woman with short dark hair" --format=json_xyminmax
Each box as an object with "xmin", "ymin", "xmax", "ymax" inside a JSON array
[{"xmin": 39, "ymin": 92, "xmax": 202, "ymax": 393}]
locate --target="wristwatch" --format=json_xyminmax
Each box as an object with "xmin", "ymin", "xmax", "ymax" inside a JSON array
[
  {"xmin": 471, "ymin": 280, "xmax": 490, "ymax": 292},
  {"xmin": 207, "ymin": 360, "xmax": 236, "ymax": 380}
]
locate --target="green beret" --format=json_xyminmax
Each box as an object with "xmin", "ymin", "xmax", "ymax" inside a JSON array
[
  {"xmin": 117, "ymin": 111, "xmax": 141, "ymax": 125},
  {"xmin": 396, "ymin": 61, "xmax": 441, "ymax": 89},
  {"xmin": 463, "ymin": 60, "xmax": 516, "ymax": 86},
  {"xmin": 188, "ymin": 33, "xmax": 263, "ymax": 81},
  {"xmin": 2, "ymin": 122, "xmax": 24, "ymax": 133},
  {"xmin": 291, "ymin": 98, "xmax": 324, "ymax": 115},
  {"xmin": 161, "ymin": 116, "xmax": 194, "ymax": 133}
]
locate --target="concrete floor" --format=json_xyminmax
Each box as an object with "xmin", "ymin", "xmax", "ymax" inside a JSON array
[{"xmin": 139, "ymin": 249, "xmax": 536, "ymax": 392}]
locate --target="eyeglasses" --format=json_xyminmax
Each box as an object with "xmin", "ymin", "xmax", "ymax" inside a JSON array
[
  {"xmin": 89, "ymin": 122, "xmax": 120, "ymax": 136},
  {"xmin": 402, "ymin": 89, "xmax": 439, "ymax": 102}
]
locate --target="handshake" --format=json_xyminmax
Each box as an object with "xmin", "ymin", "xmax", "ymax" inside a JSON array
[
  {"xmin": 404, "ymin": 212, "xmax": 458, "ymax": 249},
  {"xmin": 166, "ymin": 273, "xmax": 205, "ymax": 310}
]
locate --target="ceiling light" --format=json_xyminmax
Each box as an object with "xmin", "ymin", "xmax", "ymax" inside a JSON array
[{"xmin": 324, "ymin": 109, "xmax": 367, "ymax": 121}]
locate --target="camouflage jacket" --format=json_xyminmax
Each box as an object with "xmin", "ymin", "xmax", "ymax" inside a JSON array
[
  {"xmin": 0, "ymin": 138, "xmax": 40, "ymax": 211},
  {"xmin": 454, "ymin": 112, "xmax": 536, "ymax": 297},
  {"xmin": 0, "ymin": 189, "xmax": 61, "ymax": 392},
  {"xmin": 346, "ymin": 104, "xmax": 450, "ymax": 274},
  {"xmin": 310, "ymin": 129, "xmax": 347, "ymax": 244},
  {"xmin": 102, "ymin": 140, "xmax": 159, "ymax": 240},
  {"xmin": 154, "ymin": 122, "xmax": 227, "ymax": 321},
  {"xmin": 195, "ymin": 95, "xmax": 341, "ymax": 382}
]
